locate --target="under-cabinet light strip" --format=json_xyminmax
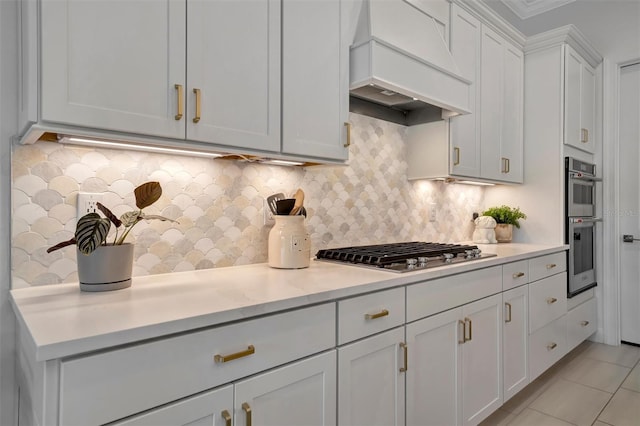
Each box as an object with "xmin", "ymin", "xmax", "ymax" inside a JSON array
[{"xmin": 58, "ymin": 136, "xmax": 223, "ymax": 158}]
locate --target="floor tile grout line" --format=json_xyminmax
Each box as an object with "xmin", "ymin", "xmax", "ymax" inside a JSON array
[{"xmin": 521, "ymin": 406, "xmax": 579, "ymax": 426}]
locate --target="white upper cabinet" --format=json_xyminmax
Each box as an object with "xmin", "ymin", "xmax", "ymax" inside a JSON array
[
  {"xmin": 564, "ymin": 44, "xmax": 596, "ymax": 153},
  {"xmin": 27, "ymin": 0, "xmax": 349, "ymax": 162},
  {"xmin": 449, "ymin": 4, "xmax": 481, "ymax": 178},
  {"xmin": 41, "ymin": 0, "xmax": 186, "ymax": 139},
  {"xmin": 186, "ymin": 0, "xmax": 281, "ymax": 152},
  {"xmin": 480, "ymin": 25, "xmax": 524, "ymax": 183},
  {"xmin": 282, "ymin": 0, "xmax": 349, "ymax": 160}
]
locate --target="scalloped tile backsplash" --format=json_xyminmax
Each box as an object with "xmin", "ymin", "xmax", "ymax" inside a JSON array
[{"xmin": 11, "ymin": 113, "xmax": 484, "ymax": 288}]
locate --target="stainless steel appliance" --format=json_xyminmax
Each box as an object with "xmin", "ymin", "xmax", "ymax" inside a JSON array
[
  {"xmin": 316, "ymin": 242, "xmax": 496, "ymax": 273},
  {"xmin": 565, "ymin": 157, "xmax": 601, "ymax": 297}
]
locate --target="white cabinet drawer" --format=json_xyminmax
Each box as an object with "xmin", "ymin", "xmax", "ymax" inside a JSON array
[
  {"xmin": 338, "ymin": 287, "xmax": 405, "ymax": 345},
  {"xmin": 529, "ymin": 315, "xmax": 567, "ymax": 381},
  {"xmin": 567, "ymin": 297, "xmax": 597, "ymax": 351},
  {"xmin": 503, "ymin": 260, "xmax": 529, "ymax": 291},
  {"xmin": 529, "ymin": 252, "xmax": 566, "ymax": 282},
  {"xmin": 59, "ymin": 303, "xmax": 336, "ymax": 426},
  {"xmin": 407, "ymin": 266, "xmax": 502, "ymax": 322},
  {"xmin": 529, "ymin": 273, "xmax": 567, "ymax": 333}
]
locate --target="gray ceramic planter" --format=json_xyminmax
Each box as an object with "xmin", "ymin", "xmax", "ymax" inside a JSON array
[{"xmin": 77, "ymin": 243, "xmax": 134, "ymax": 292}]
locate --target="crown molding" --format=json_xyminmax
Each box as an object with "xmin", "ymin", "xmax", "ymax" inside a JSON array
[
  {"xmin": 500, "ymin": 0, "xmax": 576, "ymax": 20},
  {"xmin": 525, "ymin": 24, "xmax": 603, "ymax": 67}
]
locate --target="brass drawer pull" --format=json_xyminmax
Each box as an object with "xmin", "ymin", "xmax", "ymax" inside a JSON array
[
  {"xmin": 458, "ymin": 320, "xmax": 466, "ymax": 344},
  {"xmin": 365, "ymin": 309, "xmax": 389, "ymax": 320},
  {"xmin": 454, "ymin": 147, "xmax": 460, "ymax": 165},
  {"xmin": 505, "ymin": 302, "xmax": 512, "ymax": 323},
  {"xmin": 581, "ymin": 128, "xmax": 589, "ymax": 143},
  {"xmin": 547, "ymin": 297, "xmax": 558, "ymax": 305},
  {"xmin": 513, "ymin": 272, "xmax": 525, "ymax": 278},
  {"xmin": 174, "ymin": 84, "xmax": 183, "ymax": 120},
  {"xmin": 193, "ymin": 88, "xmax": 202, "ymax": 123},
  {"xmin": 344, "ymin": 122, "xmax": 351, "ymax": 147},
  {"xmin": 501, "ymin": 157, "xmax": 510, "ymax": 173},
  {"xmin": 214, "ymin": 345, "xmax": 255, "ymax": 363},
  {"xmin": 221, "ymin": 410, "xmax": 232, "ymax": 426},
  {"xmin": 242, "ymin": 402, "xmax": 252, "ymax": 426},
  {"xmin": 547, "ymin": 342, "xmax": 558, "ymax": 351},
  {"xmin": 581, "ymin": 320, "xmax": 590, "ymax": 327},
  {"xmin": 546, "ymin": 263, "xmax": 557, "ymax": 269},
  {"xmin": 399, "ymin": 342, "xmax": 408, "ymax": 372}
]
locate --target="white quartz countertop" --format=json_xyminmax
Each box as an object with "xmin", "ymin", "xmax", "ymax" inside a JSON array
[{"xmin": 11, "ymin": 243, "xmax": 567, "ymax": 361}]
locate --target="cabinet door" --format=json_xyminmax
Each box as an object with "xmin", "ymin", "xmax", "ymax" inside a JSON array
[
  {"xmin": 461, "ymin": 293, "xmax": 503, "ymax": 426},
  {"xmin": 449, "ymin": 4, "xmax": 481, "ymax": 178},
  {"xmin": 480, "ymin": 26, "xmax": 523, "ymax": 183},
  {"xmin": 479, "ymin": 26, "xmax": 504, "ymax": 182},
  {"xmin": 41, "ymin": 0, "xmax": 186, "ymax": 139},
  {"xmin": 113, "ymin": 385, "xmax": 233, "ymax": 426},
  {"xmin": 186, "ymin": 0, "xmax": 281, "ymax": 152},
  {"xmin": 406, "ymin": 308, "xmax": 463, "ymax": 426},
  {"xmin": 338, "ymin": 327, "xmax": 405, "ymax": 426},
  {"xmin": 503, "ymin": 286, "xmax": 529, "ymax": 402},
  {"xmin": 564, "ymin": 45, "xmax": 596, "ymax": 153},
  {"xmin": 282, "ymin": 0, "xmax": 349, "ymax": 161},
  {"xmin": 501, "ymin": 43, "xmax": 524, "ymax": 183},
  {"xmin": 234, "ymin": 351, "xmax": 336, "ymax": 426}
]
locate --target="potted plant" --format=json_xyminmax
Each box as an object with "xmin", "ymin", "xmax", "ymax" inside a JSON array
[
  {"xmin": 48, "ymin": 181, "xmax": 175, "ymax": 291},
  {"xmin": 481, "ymin": 205, "xmax": 527, "ymax": 243}
]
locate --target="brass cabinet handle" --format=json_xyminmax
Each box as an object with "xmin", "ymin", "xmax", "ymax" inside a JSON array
[
  {"xmin": 581, "ymin": 128, "xmax": 589, "ymax": 143},
  {"xmin": 546, "ymin": 297, "xmax": 558, "ymax": 305},
  {"xmin": 546, "ymin": 263, "xmax": 557, "ymax": 269},
  {"xmin": 505, "ymin": 302, "xmax": 512, "ymax": 323},
  {"xmin": 365, "ymin": 309, "xmax": 389, "ymax": 320},
  {"xmin": 581, "ymin": 320, "xmax": 590, "ymax": 327},
  {"xmin": 501, "ymin": 157, "xmax": 510, "ymax": 173},
  {"xmin": 193, "ymin": 88, "xmax": 202, "ymax": 123},
  {"xmin": 221, "ymin": 410, "xmax": 232, "ymax": 426},
  {"xmin": 242, "ymin": 402, "xmax": 252, "ymax": 426},
  {"xmin": 214, "ymin": 345, "xmax": 255, "ymax": 363},
  {"xmin": 513, "ymin": 272, "xmax": 525, "ymax": 278},
  {"xmin": 399, "ymin": 342, "xmax": 408, "ymax": 372},
  {"xmin": 458, "ymin": 320, "xmax": 466, "ymax": 344},
  {"xmin": 465, "ymin": 317, "xmax": 472, "ymax": 342},
  {"xmin": 454, "ymin": 147, "xmax": 460, "ymax": 166},
  {"xmin": 344, "ymin": 122, "xmax": 351, "ymax": 147},
  {"xmin": 547, "ymin": 342, "xmax": 558, "ymax": 351},
  {"xmin": 174, "ymin": 84, "xmax": 183, "ymax": 120}
]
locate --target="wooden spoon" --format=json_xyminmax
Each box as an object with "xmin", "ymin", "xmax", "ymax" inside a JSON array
[{"xmin": 289, "ymin": 188, "xmax": 305, "ymax": 215}]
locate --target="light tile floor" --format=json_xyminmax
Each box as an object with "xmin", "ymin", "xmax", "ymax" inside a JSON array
[{"xmin": 480, "ymin": 341, "xmax": 640, "ymax": 426}]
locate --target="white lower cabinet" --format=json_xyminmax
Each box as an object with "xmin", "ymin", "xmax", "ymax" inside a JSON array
[
  {"xmin": 338, "ymin": 327, "xmax": 405, "ymax": 426},
  {"xmin": 114, "ymin": 385, "xmax": 233, "ymax": 426},
  {"xmin": 406, "ymin": 293, "xmax": 503, "ymax": 426},
  {"xmin": 234, "ymin": 351, "xmax": 337, "ymax": 426},
  {"xmin": 502, "ymin": 285, "xmax": 529, "ymax": 402},
  {"xmin": 567, "ymin": 296, "xmax": 597, "ymax": 351},
  {"xmin": 116, "ymin": 351, "xmax": 336, "ymax": 426}
]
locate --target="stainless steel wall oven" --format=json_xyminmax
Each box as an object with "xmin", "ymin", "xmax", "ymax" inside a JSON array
[{"xmin": 565, "ymin": 157, "xmax": 600, "ymax": 297}]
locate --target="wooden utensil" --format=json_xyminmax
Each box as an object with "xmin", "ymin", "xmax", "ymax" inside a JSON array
[{"xmin": 289, "ymin": 188, "xmax": 305, "ymax": 215}]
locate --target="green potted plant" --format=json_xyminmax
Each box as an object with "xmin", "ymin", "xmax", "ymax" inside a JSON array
[
  {"xmin": 48, "ymin": 181, "xmax": 175, "ymax": 291},
  {"xmin": 481, "ymin": 205, "xmax": 527, "ymax": 243}
]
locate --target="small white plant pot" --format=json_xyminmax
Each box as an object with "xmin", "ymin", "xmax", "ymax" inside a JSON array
[
  {"xmin": 76, "ymin": 243, "xmax": 134, "ymax": 291},
  {"xmin": 495, "ymin": 224, "xmax": 514, "ymax": 243}
]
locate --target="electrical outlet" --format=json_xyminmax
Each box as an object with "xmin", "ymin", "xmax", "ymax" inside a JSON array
[
  {"xmin": 429, "ymin": 203, "xmax": 437, "ymax": 222},
  {"xmin": 263, "ymin": 198, "xmax": 275, "ymax": 226},
  {"xmin": 77, "ymin": 192, "xmax": 104, "ymax": 219}
]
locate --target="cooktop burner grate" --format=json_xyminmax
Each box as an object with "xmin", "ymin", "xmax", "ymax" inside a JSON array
[{"xmin": 315, "ymin": 241, "xmax": 496, "ymax": 272}]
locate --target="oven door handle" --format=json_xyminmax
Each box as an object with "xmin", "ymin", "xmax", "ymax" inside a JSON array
[
  {"xmin": 569, "ymin": 173, "xmax": 602, "ymax": 182},
  {"xmin": 569, "ymin": 217, "xmax": 603, "ymax": 224}
]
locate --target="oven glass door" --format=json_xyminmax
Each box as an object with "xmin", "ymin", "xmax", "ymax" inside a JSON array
[
  {"xmin": 568, "ymin": 178, "xmax": 595, "ymax": 217},
  {"xmin": 568, "ymin": 221, "xmax": 597, "ymax": 297}
]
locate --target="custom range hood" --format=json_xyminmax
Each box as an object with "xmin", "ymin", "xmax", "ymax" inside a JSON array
[{"xmin": 350, "ymin": 0, "xmax": 471, "ymax": 126}]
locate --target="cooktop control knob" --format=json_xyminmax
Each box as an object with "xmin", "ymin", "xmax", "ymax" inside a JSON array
[
  {"xmin": 406, "ymin": 258, "xmax": 418, "ymax": 268},
  {"xmin": 443, "ymin": 253, "xmax": 454, "ymax": 263},
  {"xmin": 417, "ymin": 256, "xmax": 428, "ymax": 265},
  {"xmin": 473, "ymin": 248, "xmax": 482, "ymax": 257},
  {"xmin": 465, "ymin": 250, "xmax": 474, "ymax": 258}
]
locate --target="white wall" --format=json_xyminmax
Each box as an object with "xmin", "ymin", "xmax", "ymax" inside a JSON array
[{"xmin": 0, "ymin": 0, "xmax": 17, "ymax": 423}]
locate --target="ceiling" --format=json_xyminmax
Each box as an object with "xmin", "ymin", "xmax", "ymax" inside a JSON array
[{"xmin": 500, "ymin": 0, "xmax": 577, "ymax": 19}]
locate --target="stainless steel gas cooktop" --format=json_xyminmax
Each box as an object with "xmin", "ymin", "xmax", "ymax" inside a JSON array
[{"xmin": 315, "ymin": 241, "xmax": 496, "ymax": 273}]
